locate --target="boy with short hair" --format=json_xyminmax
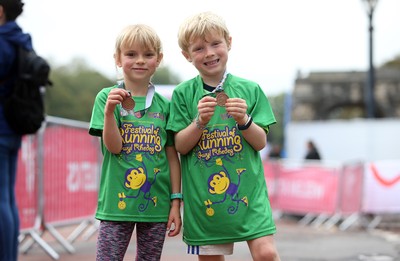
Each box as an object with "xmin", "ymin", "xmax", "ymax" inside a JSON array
[{"xmin": 167, "ymin": 11, "xmax": 281, "ymax": 261}]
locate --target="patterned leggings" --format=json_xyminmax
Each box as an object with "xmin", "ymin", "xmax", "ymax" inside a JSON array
[{"xmin": 96, "ymin": 220, "xmax": 167, "ymax": 261}]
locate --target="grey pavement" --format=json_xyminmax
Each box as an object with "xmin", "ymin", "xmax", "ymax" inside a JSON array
[{"xmin": 18, "ymin": 217, "xmax": 400, "ymax": 261}]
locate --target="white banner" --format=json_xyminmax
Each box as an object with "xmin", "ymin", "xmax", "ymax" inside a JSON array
[{"xmin": 363, "ymin": 160, "xmax": 400, "ymax": 213}]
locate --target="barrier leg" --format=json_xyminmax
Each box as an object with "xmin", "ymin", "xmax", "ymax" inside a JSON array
[
  {"xmin": 323, "ymin": 213, "xmax": 342, "ymax": 229},
  {"xmin": 299, "ymin": 213, "xmax": 316, "ymax": 226},
  {"xmin": 366, "ymin": 215, "xmax": 382, "ymax": 230},
  {"xmin": 339, "ymin": 213, "xmax": 360, "ymax": 231},
  {"xmin": 82, "ymin": 219, "xmax": 100, "ymax": 241},
  {"xmin": 46, "ymin": 224, "xmax": 75, "ymax": 254},
  {"xmin": 19, "ymin": 230, "xmax": 60, "ymax": 260},
  {"xmin": 18, "ymin": 233, "xmax": 27, "ymax": 243},
  {"xmin": 20, "ymin": 228, "xmax": 45, "ymax": 253},
  {"xmin": 67, "ymin": 220, "xmax": 91, "ymax": 243},
  {"xmin": 311, "ymin": 213, "xmax": 330, "ymax": 228}
]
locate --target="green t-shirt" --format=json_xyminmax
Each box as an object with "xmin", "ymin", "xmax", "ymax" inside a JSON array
[
  {"xmin": 167, "ymin": 74, "xmax": 277, "ymax": 245},
  {"xmin": 89, "ymin": 85, "xmax": 174, "ymax": 222}
]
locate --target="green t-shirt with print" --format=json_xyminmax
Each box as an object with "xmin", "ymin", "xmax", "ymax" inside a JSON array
[
  {"xmin": 89, "ymin": 85, "xmax": 173, "ymax": 222},
  {"xmin": 167, "ymin": 74, "xmax": 277, "ymax": 245}
]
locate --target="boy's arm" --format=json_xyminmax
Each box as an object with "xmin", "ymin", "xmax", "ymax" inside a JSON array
[
  {"xmin": 174, "ymin": 96, "xmax": 217, "ymax": 155},
  {"xmin": 226, "ymin": 97, "xmax": 267, "ymax": 151},
  {"xmin": 238, "ymin": 118, "xmax": 267, "ymax": 151},
  {"xmin": 174, "ymin": 122, "xmax": 204, "ymax": 154},
  {"xmin": 166, "ymin": 145, "xmax": 182, "ymax": 237}
]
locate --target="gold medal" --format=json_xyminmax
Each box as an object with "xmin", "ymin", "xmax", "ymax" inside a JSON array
[{"xmin": 216, "ymin": 92, "xmax": 228, "ymax": 107}]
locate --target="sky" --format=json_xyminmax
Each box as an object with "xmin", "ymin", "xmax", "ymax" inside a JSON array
[{"xmin": 18, "ymin": 0, "xmax": 400, "ymax": 96}]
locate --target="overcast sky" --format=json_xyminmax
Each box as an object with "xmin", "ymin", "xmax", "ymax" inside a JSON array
[{"xmin": 18, "ymin": 0, "xmax": 400, "ymax": 96}]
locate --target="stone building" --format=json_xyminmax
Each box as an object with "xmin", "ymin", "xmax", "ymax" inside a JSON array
[{"xmin": 291, "ymin": 68, "xmax": 400, "ymax": 121}]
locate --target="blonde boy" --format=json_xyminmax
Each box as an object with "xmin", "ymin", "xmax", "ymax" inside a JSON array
[{"xmin": 167, "ymin": 12, "xmax": 281, "ymax": 261}]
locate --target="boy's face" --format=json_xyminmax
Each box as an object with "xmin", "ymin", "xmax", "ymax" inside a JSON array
[
  {"xmin": 115, "ymin": 43, "xmax": 162, "ymax": 83},
  {"xmin": 183, "ymin": 31, "xmax": 231, "ymax": 82}
]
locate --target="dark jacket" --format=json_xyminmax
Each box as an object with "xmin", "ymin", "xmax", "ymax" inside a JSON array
[
  {"xmin": 0, "ymin": 21, "xmax": 32, "ymax": 134},
  {"xmin": 305, "ymin": 149, "xmax": 321, "ymax": 160}
]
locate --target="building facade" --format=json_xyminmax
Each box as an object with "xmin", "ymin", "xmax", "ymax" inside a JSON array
[{"xmin": 291, "ymin": 68, "xmax": 400, "ymax": 121}]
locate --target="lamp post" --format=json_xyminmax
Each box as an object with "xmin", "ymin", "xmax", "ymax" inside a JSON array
[{"xmin": 362, "ymin": 0, "xmax": 378, "ymax": 118}]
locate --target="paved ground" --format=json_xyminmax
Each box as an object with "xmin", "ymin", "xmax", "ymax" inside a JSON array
[{"xmin": 18, "ymin": 217, "xmax": 400, "ymax": 261}]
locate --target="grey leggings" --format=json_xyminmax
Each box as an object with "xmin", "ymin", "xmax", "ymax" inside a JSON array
[{"xmin": 96, "ymin": 220, "xmax": 167, "ymax": 261}]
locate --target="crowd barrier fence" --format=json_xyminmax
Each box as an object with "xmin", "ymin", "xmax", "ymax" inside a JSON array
[
  {"xmin": 264, "ymin": 159, "xmax": 365, "ymax": 229},
  {"xmin": 15, "ymin": 116, "xmax": 400, "ymax": 259},
  {"xmin": 16, "ymin": 116, "xmax": 101, "ymax": 260},
  {"xmin": 264, "ymin": 159, "xmax": 400, "ymax": 231}
]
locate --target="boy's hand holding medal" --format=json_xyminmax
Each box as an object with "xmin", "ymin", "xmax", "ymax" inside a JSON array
[{"xmin": 225, "ymin": 97, "xmax": 248, "ymax": 125}]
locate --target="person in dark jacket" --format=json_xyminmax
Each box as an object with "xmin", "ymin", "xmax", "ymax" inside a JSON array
[
  {"xmin": 0, "ymin": 1, "xmax": 32, "ymax": 260},
  {"xmin": 305, "ymin": 140, "xmax": 321, "ymax": 160}
]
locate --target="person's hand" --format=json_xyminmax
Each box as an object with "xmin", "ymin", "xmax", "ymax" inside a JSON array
[
  {"xmin": 105, "ymin": 88, "xmax": 130, "ymax": 115},
  {"xmin": 225, "ymin": 98, "xmax": 248, "ymax": 125},
  {"xmin": 197, "ymin": 95, "xmax": 217, "ymax": 126},
  {"xmin": 167, "ymin": 203, "xmax": 182, "ymax": 237}
]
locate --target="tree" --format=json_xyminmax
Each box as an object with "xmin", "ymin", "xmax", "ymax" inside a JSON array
[
  {"xmin": 268, "ymin": 93, "xmax": 285, "ymax": 146},
  {"xmin": 45, "ymin": 58, "xmax": 181, "ymax": 122},
  {"xmin": 381, "ymin": 55, "xmax": 400, "ymax": 69},
  {"xmin": 152, "ymin": 66, "xmax": 181, "ymax": 84},
  {"xmin": 45, "ymin": 58, "xmax": 113, "ymax": 122}
]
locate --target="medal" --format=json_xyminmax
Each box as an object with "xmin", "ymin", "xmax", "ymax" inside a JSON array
[
  {"xmin": 216, "ymin": 91, "xmax": 229, "ymax": 107},
  {"xmin": 122, "ymin": 94, "xmax": 135, "ymax": 111}
]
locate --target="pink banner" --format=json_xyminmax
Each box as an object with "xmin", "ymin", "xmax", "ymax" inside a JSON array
[
  {"xmin": 16, "ymin": 136, "xmax": 38, "ymax": 230},
  {"xmin": 43, "ymin": 126, "xmax": 99, "ymax": 223},
  {"xmin": 266, "ymin": 163, "xmax": 340, "ymax": 215},
  {"xmin": 339, "ymin": 163, "xmax": 364, "ymax": 214},
  {"xmin": 263, "ymin": 160, "xmax": 280, "ymax": 208}
]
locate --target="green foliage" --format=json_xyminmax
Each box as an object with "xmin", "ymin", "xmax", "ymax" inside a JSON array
[
  {"xmin": 381, "ymin": 55, "xmax": 400, "ymax": 69},
  {"xmin": 152, "ymin": 66, "xmax": 181, "ymax": 84},
  {"xmin": 45, "ymin": 59, "xmax": 114, "ymax": 122},
  {"xmin": 268, "ymin": 93, "xmax": 285, "ymax": 146},
  {"xmin": 44, "ymin": 58, "xmax": 182, "ymax": 122}
]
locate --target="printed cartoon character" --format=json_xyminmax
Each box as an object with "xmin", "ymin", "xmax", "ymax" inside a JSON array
[
  {"xmin": 204, "ymin": 158, "xmax": 248, "ymax": 216},
  {"xmin": 118, "ymin": 154, "xmax": 160, "ymax": 212}
]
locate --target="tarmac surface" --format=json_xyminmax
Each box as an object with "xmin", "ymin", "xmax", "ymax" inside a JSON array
[{"xmin": 18, "ymin": 216, "xmax": 400, "ymax": 261}]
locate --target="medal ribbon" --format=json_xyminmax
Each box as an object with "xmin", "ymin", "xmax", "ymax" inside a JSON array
[
  {"xmin": 213, "ymin": 71, "xmax": 228, "ymax": 93},
  {"xmin": 202, "ymin": 71, "xmax": 229, "ymax": 98}
]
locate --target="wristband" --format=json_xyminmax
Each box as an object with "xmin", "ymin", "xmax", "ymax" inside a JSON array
[
  {"xmin": 170, "ymin": 193, "xmax": 183, "ymax": 200},
  {"xmin": 195, "ymin": 115, "xmax": 206, "ymax": 130},
  {"xmin": 236, "ymin": 114, "xmax": 252, "ymax": 130}
]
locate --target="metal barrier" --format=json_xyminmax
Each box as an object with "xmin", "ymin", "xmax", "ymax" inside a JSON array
[
  {"xmin": 16, "ymin": 116, "xmax": 101, "ymax": 260},
  {"xmin": 264, "ymin": 159, "xmax": 365, "ymax": 230},
  {"xmin": 16, "ymin": 116, "xmax": 400, "ymax": 258}
]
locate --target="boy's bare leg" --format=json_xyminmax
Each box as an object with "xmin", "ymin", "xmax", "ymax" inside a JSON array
[{"xmin": 247, "ymin": 235, "xmax": 281, "ymax": 261}]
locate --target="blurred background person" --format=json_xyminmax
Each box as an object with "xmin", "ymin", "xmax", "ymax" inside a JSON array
[
  {"xmin": 304, "ymin": 140, "xmax": 321, "ymax": 160},
  {"xmin": 268, "ymin": 144, "xmax": 282, "ymax": 160}
]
